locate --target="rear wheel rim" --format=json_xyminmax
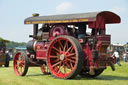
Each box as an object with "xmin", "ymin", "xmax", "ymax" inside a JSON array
[
  {"xmin": 14, "ymin": 52, "xmax": 25, "ymax": 76},
  {"xmin": 47, "ymin": 38, "xmax": 77, "ymax": 78}
]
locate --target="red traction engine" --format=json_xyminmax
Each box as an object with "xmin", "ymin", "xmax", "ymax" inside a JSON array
[{"xmin": 13, "ymin": 11, "xmax": 121, "ymax": 79}]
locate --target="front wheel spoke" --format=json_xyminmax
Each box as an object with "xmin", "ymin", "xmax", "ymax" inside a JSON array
[
  {"xmin": 50, "ymin": 55, "xmax": 59, "ymax": 58},
  {"xmin": 52, "ymin": 61, "xmax": 61, "ymax": 68},
  {"xmin": 66, "ymin": 53, "xmax": 76, "ymax": 57},
  {"xmin": 16, "ymin": 65, "xmax": 19, "ymax": 69},
  {"xmin": 56, "ymin": 52, "xmax": 60, "ymax": 56},
  {"xmin": 64, "ymin": 65, "xmax": 67, "ymax": 74},
  {"xmin": 70, "ymin": 47, "xmax": 74, "ymax": 53},
  {"xmin": 66, "ymin": 63, "xmax": 71, "ymax": 69},
  {"xmin": 58, "ymin": 40, "xmax": 64, "ymax": 50},
  {"xmin": 64, "ymin": 40, "xmax": 68, "ymax": 52},
  {"xmin": 52, "ymin": 46, "xmax": 60, "ymax": 53},
  {"xmin": 18, "ymin": 67, "xmax": 22, "ymax": 73},
  {"xmin": 59, "ymin": 47, "xmax": 62, "ymax": 52},
  {"xmin": 65, "ymin": 46, "xmax": 72, "ymax": 54},
  {"xmin": 67, "ymin": 58, "xmax": 75, "ymax": 63},
  {"xmin": 71, "ymin": 57, "xmax": 76, "ymax": 59},
  {"xmin": 21, "ymin": 57, "xmax": 24, "ymax": 61},
  {"xmin": 54, "ymin": 58, "xmax": 60, "ymax": 63},
  {"xmin": 57, "ymin": 61, "xmax": 62, "ymax": 73},
  {"xmin": 70, "ymin": 62, "xmax": 73, "ymax": 70}
]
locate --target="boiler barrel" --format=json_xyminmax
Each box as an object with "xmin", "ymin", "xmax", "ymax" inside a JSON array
[{"xmin": 26, "ymin": 40, "xmax": 36, "ymax": 53}]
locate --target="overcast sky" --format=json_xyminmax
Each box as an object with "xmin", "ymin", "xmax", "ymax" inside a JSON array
[{"xmin": 0, "ymin": 0, "xmax": 127, "ymax": 44}]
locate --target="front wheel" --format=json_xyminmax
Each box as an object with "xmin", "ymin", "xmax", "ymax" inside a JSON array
[
  {"xmin": 13, "ymin": 51, "xmax": 29, "ymax": 76},
  {"xmin": 47, "ymin": 35, "xmax": 84, "ymax": 79}
]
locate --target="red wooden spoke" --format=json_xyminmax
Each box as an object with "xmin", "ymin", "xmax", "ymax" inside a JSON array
[
  {"xmin": 59, "ymin": 47, "xmax": 62, "ymax": 53},
  {"xmin": 50, "ymin": 56, "xmax": 59, "ymax": 58},
  {"xmin": 66, "ymin": 63, "xmax": 72, "ymax": 69},
  {"xmin": 52, "ymin": 61, "xmax": 61, "ymax": 68},
  {"xmin": 21, "ymin": 56, "xmax": 24, "ymax": 61},
  {"xmin": 52, "ymin": 46, "xmax": 60, "ymax": 53},
  {"xmin": 20, "ymin": 67, "xmax": 22, "ymax": 73},
  {"xmin": 70, "ymin": 62, "xmax": 73, "ymax": 70},
  {"xmin": 56, "ymin": 52, "xmax": 60, "ymax": 56},
  {"xmin": 66, "ymin": 41, "xmax": 68, "ymax": 51},
  {"xmin": 58, "ymin": 40, "xmax": 64, "ymax": 49},
  {"xmin": 16, "ymin": 65, "xmax": 19, "ymax": 70},
  {"xmin": 66, "ymin": 53, "xmax": 76, "ymax": 57},
  {"xmin": 18, "ymin": 56, "xmax": 21, "ymax": 61},
  {"xmin": 65, "ymin": 46, "xmax": 72, "ymax": 55},
  {"xmin": 71, "ymin": 57, "xmax": 76, "ymax": 59},
  {"xmin": 64, "ymin": 64, "xmax": 67, "ymax": 74},
  {"xmin": 54, "ymin": 58, "xmax": 60, "ymax": 63},
  {"xmin": 70, "ymin": 47, "xmax": 74, "ymax": 53},
  {"xmin": 67, "ymin": 58, "xmax": 75, "ymax": 63},
  {"xmin": 57, "ymin": 61, "xmax": 62, "ymax": 73},
  {"xmin": 63, "ymin": 40, "xmax": 68, "ymax": 52}
]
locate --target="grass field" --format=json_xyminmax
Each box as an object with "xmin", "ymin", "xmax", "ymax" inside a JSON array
[{"xmin": 0, "ymin": 61, "xmax": 128, "ymax": 85}]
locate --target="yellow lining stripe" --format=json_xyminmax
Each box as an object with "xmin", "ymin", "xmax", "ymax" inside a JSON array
[{"xmin": 25, "ymin": 19, "xmax": 88, "ymax": 24}]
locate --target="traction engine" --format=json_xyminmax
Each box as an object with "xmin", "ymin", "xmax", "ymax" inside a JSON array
[{"xmin": 13, "ymin": 11, "xmax": 121, "ymax": 79}]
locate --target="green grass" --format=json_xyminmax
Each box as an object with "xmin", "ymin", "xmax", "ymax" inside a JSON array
[{"xmin": 0, "ymin": 61, "xmax": 128, "ymax": 85}]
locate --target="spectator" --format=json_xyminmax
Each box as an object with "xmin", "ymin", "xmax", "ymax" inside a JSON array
[
  {"xmin": 122, "ymin": 52, "xmax": 127, "ymax": 62},
  {"xmin": 112, "ymin": 50, "xmax": 121, "ymax": 66}
]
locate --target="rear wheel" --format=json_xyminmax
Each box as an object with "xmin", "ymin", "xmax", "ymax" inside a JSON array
[
  {"xmin": 13, "ymin": 51, "xmax": 29, "ymax": 76},
  {"xmin": 80, "ymin": 69, "xmax": 104, "ymax": 78},
  {"xmin": 47, "ymin": 35, "xmax": 84, "ymax": 79},
  {"xmin": 40, "ymin": 64, "xmax": 50, "ymax": 75}
]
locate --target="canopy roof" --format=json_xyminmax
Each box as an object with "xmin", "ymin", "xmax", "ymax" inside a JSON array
[{"xmin": 24, "ymin": 11, "xmax": 121, "ymax": 24}]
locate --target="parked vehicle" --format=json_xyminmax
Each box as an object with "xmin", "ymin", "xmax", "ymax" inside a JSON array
[
  {"xmin": 0, "ymin": 40, "xmax": 10, "ymax": 67},
  {"xmin": 13, "ymin": 11, "xmax": 121, "ymax": 79}
]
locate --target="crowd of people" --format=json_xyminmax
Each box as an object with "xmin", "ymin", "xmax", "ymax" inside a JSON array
[{"xmin": 111, "ymin": 50, "xmax": 128, "ymax": 66}]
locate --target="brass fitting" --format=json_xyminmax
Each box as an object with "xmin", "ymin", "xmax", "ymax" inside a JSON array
[{"xmin": 32, "ymin": 13, "xmax": 39, "ymax": 17}]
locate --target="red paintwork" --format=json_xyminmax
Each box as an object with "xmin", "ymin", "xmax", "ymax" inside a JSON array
[
  {"xmin": 34, "ymin": 42, "xmax": 49, "ymax": 59},
  {"xmin": 15, "ymin": 11, "xmax": 120, "ymax": 78},
  {"xmin": 34, "ymin": 26, "xmax": 111, "ymax": 69},
  {"xmin": 13, "ymin": 52, "xmax": 25, "ymax": 76},
  {"xmin": 47, "ymin": 37, "xmax": 77, "ymax": 78},
  {"xmin": 40, "ymin": 64, "xmax": 50, "ymax": 74},
  {"xmin": 49, "ymin": 24, "xmax": 69, "ymax": 41},
  {"xmin": 83, "ymin": 35, "xmax": 110, "ymax": 68},
  {"xmin": 88, "ymin": 11, "xmax": 121, "ymax": 29}
]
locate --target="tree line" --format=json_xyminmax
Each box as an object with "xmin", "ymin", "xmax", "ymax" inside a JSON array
[{"xmin": 0, "ymin": 37, "xmax": 26, "ymax": 48}]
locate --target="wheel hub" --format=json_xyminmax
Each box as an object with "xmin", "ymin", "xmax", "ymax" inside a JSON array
[{"xmin": 60, "ymin": 54, "xmax": 65, "ymax": 60}]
